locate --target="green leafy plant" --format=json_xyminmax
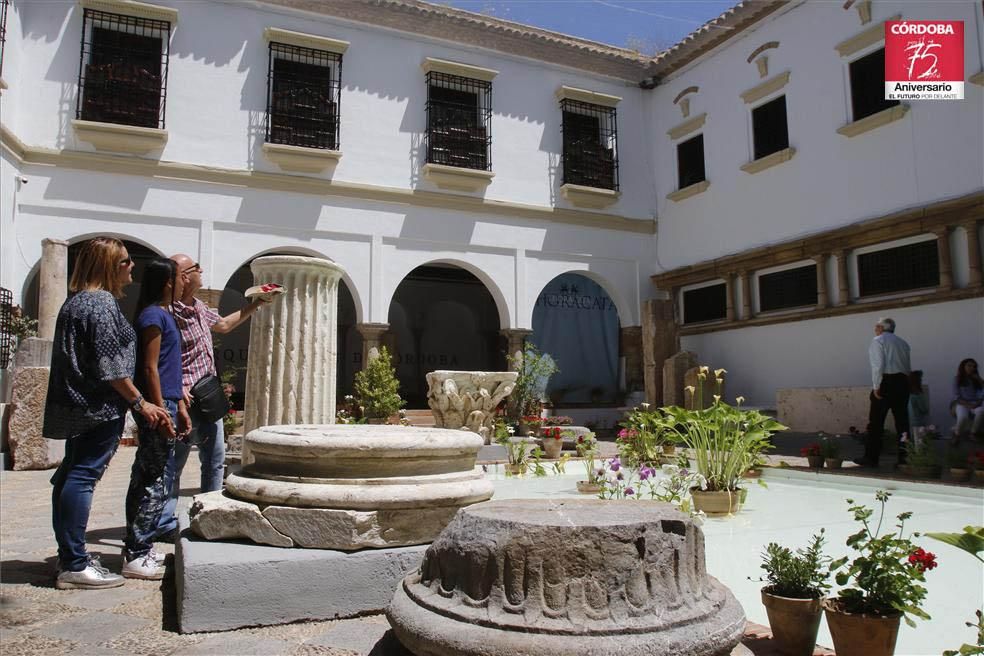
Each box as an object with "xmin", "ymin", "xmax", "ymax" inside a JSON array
[
  {"xmin": 352, "ymin": 347, "xmax": 404, "ymax": 420},
  {"xmin": 758, "ymin": 530, "xmax": 833, "ymax": 599},
  {"xmin": 659, "ymin": 367, "xmax": 782, "ymax": 492},
  {"xmin": 820, "ymin": 436, "xmax": 840, "ymax": 459},
  {"xmin": 618, "ymin": 402, "xmax": 673, "ymax": 466},
  {"xmin": 506, "ymin": 344, "xmax": 559, "ymax": 422},
  {"xmin": 219, "ymin": 368, "xmax": 240, "ymax": 436},
  {"xmin": 927, "ymin": 526, "xmax": 984, "ymax": 656},
  {"xmin": 906, "ymin": 436, "xmax": 939, "ymax": 468},
  {"xmin": 829, "ymin": 490, "xmax": 937, "ymax": 626},
  {"xmin": 575, "ymin": 432, "xmax": 602, "ymax": 484}
]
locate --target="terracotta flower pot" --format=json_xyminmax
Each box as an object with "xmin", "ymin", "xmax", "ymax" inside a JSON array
[
  {"xmin": 761, "ymin": 590, "xmax": 823, "ymax": 656},
  {"xmin": 823, "ymin": 599, "xmax": 901, "ymax": 656},
  {"xmin": 806, "ymin": 455, "xmax": 824, "ymax": 469},
  {"xmin": 576, "ymin": 480, "xmax": 602, "ymax": 494},
  {"xmin": 690, "ymin": 489, "xmax": 741, "ymax": 515},
  {"xmin": 662, "ymin": 444, "xmax": 676, "ymax": 456},
  {"xmin": 825, "ymin": 458, "xmax": 843, "ymax": 470},
  {"xmin": 950, "ymin": 467, "xmax": 971, "ymax": 482},
  {"xmin": 542, "ymin": 438, "xmax": 563, "ymax": 459},
  {"xmin": 505, "ymin": 463, "xmax": 524, "ymax": 476},
  {"xmin": 743, "ymin": 468, "xmax": 762, "ymax": 479},
  {"xmin": 975, "ymin": 470, "xmax": 984, "ymax": 484}
]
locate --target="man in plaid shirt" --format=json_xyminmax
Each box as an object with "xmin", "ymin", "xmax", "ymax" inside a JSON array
[{"xmin": 155, "ymin": 253, "xmax": 268, "ymax": 540}]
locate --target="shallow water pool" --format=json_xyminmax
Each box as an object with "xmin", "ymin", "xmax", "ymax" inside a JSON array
[{"xmin": 484, "ymin": 464, "xmax": 983, "ymax": 656}]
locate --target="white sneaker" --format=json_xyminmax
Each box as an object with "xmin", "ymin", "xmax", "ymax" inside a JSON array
[
  {"xmin": 122, "ymin": 553, "xmax": 166, "ymax": 580},
  {"xmin": 55, "ymin": 564, "xmax": 125, "ymax": 590},
  {"xmin": 55, "ymin": 554, "xmax": 103, "ymax": 575}
]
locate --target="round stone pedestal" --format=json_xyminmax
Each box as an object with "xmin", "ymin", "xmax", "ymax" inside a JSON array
[
  {"xmin": 191, "ymin": 425, "xmax": 494, "ymax": 550},
  {"xmin": 387, "ymin": 499, "xmax": 745, "ymax": 656}
]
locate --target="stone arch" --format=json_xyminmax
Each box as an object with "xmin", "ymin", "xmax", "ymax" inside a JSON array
[
  {"xmin": 530, "ymin": 270, "xmax": 624, "ymax": 406},
  {"xmin": 20, "ymin": 234, "xmax": 163, "ymax": 321},
  {"xmin": 387, "ymin": 258, "xmax": 511, "ymax": 330},
  {"xmin": 386, "ymin": 261, "xmax": 507, "ymax": 408}
]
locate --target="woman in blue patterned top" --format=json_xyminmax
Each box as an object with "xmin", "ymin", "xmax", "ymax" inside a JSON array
[
  {"xmin": 122, "ymin": 258, "xmax": 191, "ymax": 580},
  {"xmin": 45, "ymin": 238, "xmax": 172, "ymax": 590}
]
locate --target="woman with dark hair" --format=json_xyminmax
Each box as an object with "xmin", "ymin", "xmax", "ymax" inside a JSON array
[
  {"xmin": 122, "ymin": 257, "xmax": 191, "ymax": 580},
  {"xmin": 45, "ymin": 238, "xmax": 171, "ymax": 590},
  {"xmin": 953, "ymin": 358, "xmax": 984, "ymax": 441}
]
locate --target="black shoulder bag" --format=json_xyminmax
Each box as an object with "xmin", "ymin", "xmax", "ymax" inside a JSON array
[{"xmin": 187, "ymin": 308, "xmax": 229, "ymax": 424}]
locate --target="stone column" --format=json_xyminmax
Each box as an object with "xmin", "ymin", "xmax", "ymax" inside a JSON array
[
  {"xmin": 619, "ymin": 326, "xmax": 643, "ymax": 394},
  {"xmin": 356, "ymin": 322, "xmax": 389, "ymax": 365},
  {"xmin": 738, "ymin": 271, "xmax": 752, "ymax": 320},
  {"xmin": 244, "ymin": 255, "xmax": 345, "ymax": 436},
  {"xmin": 724, "ymin": 275, "xmax": 735, "ymax": 322},
  {"xmin": 836, "ymin": 250, "xmax": 850, "ymax": 306},
  {"xmin": 500, "ymin": 329, "xmax": 533, "ymax": 371},
  {"xmin": 934, "ymin": 226, "xmax": 953, "ymax": 291},
  {"xmin": 813, "ymin": 254, "xmax": 828, "ymax": 309},
  {"xmin": 38, "ymin": 238, "xmax": 69, "ymax": 340},
  {"xmin": 641, "ymin": 299, "xmax": 677, "ymax": 407},
  {"xmin": 964, "ymin": 220, "xmax": 982, "ymax": 289}
]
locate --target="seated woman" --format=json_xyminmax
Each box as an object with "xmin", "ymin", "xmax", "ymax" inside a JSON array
[
  {"xmin": 907, "ymin": 370, "xmax": 931, "ymax": 440},
  {"xmin": 122, "ymin": 258, "xmax": 190, "ymax": 580},
  {"xmin": 952, "ymin": 358, "xmax": 984, "ymax": 442}
]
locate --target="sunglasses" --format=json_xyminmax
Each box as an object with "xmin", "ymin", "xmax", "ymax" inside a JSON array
[
  {"xmin": 119, "ymin": 257, "xmax": 133, "ymax": 266},
  {"xmin": 181, "ymin": 263, "xmax": 201, "ymax": 274}
]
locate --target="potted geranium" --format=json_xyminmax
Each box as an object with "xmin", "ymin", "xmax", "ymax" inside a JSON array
[
  {"xmin": 541, "ymin": 426, "xmax": 564, "ymax": 459},
  {"xmin": 801, "ymin": 443, "xmax": 824, "ymax": 469},
  {"xmin": 574, "ymin": 432, "xmax": 603, "ymax": 494},
  {"xmin": 757, "ymin": 530, "xmax": 832, "ymax": 656},
  {"xmin": 825, "ymin": 491, "xmax": 938, "ymax": 656},
  {"xmin": 619, "ymin": 403, "xmax": 672, "ymax": 466},
  {"xmin": 821, "ymin": 436, "xmax": 843, "ymax": 469}
]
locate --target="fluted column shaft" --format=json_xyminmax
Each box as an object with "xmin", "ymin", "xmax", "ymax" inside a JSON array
[
  {"xmin": 38, "ymin": 238, "xmax": 69, "ymax": 340},
  {"xmin": 244, "ymin": 256, "xmax": 345, "ymax": 436},
  {"xmin": 813, "ymin": 254, "xmax": 828, "ymax": 309}
]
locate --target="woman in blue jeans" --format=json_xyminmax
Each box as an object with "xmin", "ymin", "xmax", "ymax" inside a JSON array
[
  {"xmin": 122, "ymin": 258, "xmax": 191, "ymax": 580},
  {"xmin": 46, "ymin": 238, "xmax": 172, "ymax": 590}
]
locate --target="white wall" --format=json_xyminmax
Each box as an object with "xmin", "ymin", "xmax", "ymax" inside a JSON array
[
  {"xmin": 15, "ymin": 0, "xmax": 653, "ymax": 217},
  {"xmin": 682, "ymin": 297, "xmax": 984, "ymax": 429},
  {"xmin": 652, "ymin": 0, "xmax": 984, "ymax": 269}
]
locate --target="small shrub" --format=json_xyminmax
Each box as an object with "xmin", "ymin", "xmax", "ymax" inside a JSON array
[
  {"xmin": 352, "ymin": 347, "xmax": 404, "ymax": 420},
  {"xmin": 758, "ymin": 530, "xmax": 832, "ymax": 599}
]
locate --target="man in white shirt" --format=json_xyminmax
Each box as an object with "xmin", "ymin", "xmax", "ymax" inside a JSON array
[{"xmin": 857, "ymin": 317, "xmax": 911, "ymax": 468}]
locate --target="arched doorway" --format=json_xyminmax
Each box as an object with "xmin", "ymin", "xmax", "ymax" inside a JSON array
[
  {"xmin": 216, "ymin": 255, "xmax": 360, "ymax": 410},
  {"xmin": 531, "ymin": 273, "xmax": 621, "ymax": 405},
  {"xmin": 21, "ymin": 239, "xmax": 160, "ymax": 322},
  {"xmin": 388, "ymin": 264, "xmax": 504, "ymax": 408}
]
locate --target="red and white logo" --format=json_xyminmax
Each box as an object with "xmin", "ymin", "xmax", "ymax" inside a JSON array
[{"xmin": 885, "ymin": 21, "xmax": 964, "ymax": 100}]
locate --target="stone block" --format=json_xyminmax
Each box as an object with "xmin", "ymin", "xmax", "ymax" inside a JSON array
[
  {"xmin": 777, "ymin": 386, "xmax": 898, "ymax": 434},
  {"xmin": 8, "ymin": 366, "xmax": 63, "ymax": 470},
  {"xmin": 175, "ymin": 515, "xmax": 427, "ymax": 633},
  {"xmin": 12, "ymin": 338, "xmax": 53, "ymax": 368},
  {"xmin": 662, "ymin": 351, "xmax": 696, "ymax": 408},
  {"xmin": 188, "ymin": 491, "xmax": 293, "ymax": 547},
  {"xmin": 262, "ymin": 505, "xmax": 460, "ymax": 550}
]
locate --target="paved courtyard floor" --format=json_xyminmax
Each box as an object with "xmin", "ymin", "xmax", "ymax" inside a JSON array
[{"xmin": 3, "ymin": 432, "xmax": 975, "ymax": 656}]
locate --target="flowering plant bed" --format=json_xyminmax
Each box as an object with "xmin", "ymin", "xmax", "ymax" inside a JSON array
[{"xmin": 541, "ymin": 415, "xmax": 573, "ymax": 427}]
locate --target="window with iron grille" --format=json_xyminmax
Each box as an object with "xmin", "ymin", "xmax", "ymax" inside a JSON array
[
  {"xmin": 849, "ymin": 48, "xmax": 899, "ymax": 121},
  {"xmin": 858, "ymin": 239, "xmax": 939, "ymax": 297},
  {"xmin": 425, "ymin": 72, "xmax": 491, "ymax": 171},
  {"xmin": 561, "ymin": 99, "xmax": 618, "ymax": 190},
  {"xmin": 758, "ymin": 264, "xmax": 817, "ymax": 312},
  {"xmin": 676, "ymin": 134, "xmax": 705, "ymax": 189},
  {"xmin": 0, "ymin": 287, "xmax": 13, "ymax": 369},
  {"xmin": 683, "ymin": 283, "xmax": 727, "ymax": 324},
  {"xmin": 0, "ymin": 0, "xmax": 9, "ymax": 79},
  {"xmin": 751, "ymin": 95, "xmax": 789, "ymax": 160},
  {"xmin": 77, "ymin": 9, "xmax": 170, "ymax": 129},
  {"xmin": 266, "ymin": 42, "xmax": 341, "ymax": 150}
]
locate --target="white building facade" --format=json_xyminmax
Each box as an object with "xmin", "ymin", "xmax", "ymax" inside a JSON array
[{"xmin": 1, "ymin": 0, "xmax": 981, "ymax": 425}]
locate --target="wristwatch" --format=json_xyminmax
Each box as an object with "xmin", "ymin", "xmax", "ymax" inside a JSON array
[{"xmin": 130, "ymin": 394, "xmax": 144, "ymax": 413}]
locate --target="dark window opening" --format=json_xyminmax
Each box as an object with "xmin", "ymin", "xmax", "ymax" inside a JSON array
[
  {"xmin": 561, "ymin": 98, "xmax": 618, "ymax": 190},
  {"xmin": 425, "ymin": 72, "xmax": 491, "ymax": 171},
  {"xmin": 266, "ymin": 42, "xmax": 342, "ymax": 150},
  {"xmin": 751, "ymin": 95, "xmax": 789, "ymax": 160},
  {"xmin": 849, "ymin": 48, "xmax": 899, "ymax": 121},
  {"xmin": 683, "ymin": 283, "xmax": 727, "ymax": 324},
  {"xmin": 858, "ymin": 240, "xmax": 939, "ymax": 297},
  {"xmin": 77, "ymin": 10, "xmax": 169, "ymax": 129},
  {"xmin": 676, "ymin": 134, "xmax": 705, "ymax": 189},
  {"xmin": 758, "ymin": 264, "xmax": 817, "ymax": 312}
]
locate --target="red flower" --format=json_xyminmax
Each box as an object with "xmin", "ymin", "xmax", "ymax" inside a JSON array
[
  {"xmin": 551, "ymin": 427, "xmax": 562, "ymax": 440},
  {"xmin": 908, "ymin": 548, "xmax": 938, "ymax": 572},
  {"xmin": 800, "ymin": 443, "xmax": 821, "ymax": 457}
]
